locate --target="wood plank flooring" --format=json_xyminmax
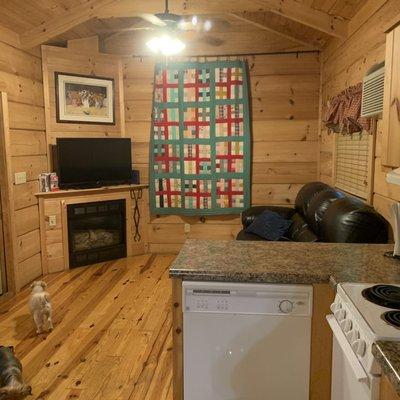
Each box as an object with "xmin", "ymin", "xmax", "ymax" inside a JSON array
[{"xmin": 0, "ymin": 253, "xmax": 176, "ymax": 400}]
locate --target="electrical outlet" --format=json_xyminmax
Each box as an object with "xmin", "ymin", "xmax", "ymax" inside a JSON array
[
  {"xmin": 184, "ymin": 223, "xmax": 191, "ymax": 234},
  {"xmin": 14, "ymin": 172, "xmax": 26, "ymax": 185},
  {"xmin": 49, "ymin": 215, "xmax": 57, "ymax": 227}
]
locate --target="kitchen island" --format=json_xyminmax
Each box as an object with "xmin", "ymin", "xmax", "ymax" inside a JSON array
[
  {"xmin": 170, "ymin": 240, "xmax": 400, "ymax": 400},
  {"xmin": 170, "ymin": 240, "xmax": 400, "ymax": 285}
]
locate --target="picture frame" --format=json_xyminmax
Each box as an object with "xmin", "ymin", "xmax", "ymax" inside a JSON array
[{"xmin": 55, "ymin": 72, "xmax": 115, "ymax": 125}]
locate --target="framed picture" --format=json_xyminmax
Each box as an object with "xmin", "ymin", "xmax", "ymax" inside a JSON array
[{"xmin": 55, "ymin": 72, "xmax": 115, "ymax": 125}]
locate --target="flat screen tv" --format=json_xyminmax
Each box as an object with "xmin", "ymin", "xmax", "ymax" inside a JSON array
[{"xmin": 56, "ymin": 138, "xmax": 132, "ymax": 189}]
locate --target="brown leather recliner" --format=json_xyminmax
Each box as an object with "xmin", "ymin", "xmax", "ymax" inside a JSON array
[{"xmin": 237, "ymin": 182, "xmax": 389, "ymax": 243}]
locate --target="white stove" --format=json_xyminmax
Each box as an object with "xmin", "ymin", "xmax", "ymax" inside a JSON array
[{"xmin": 328, "ymin": 282, "xmax": 400, "ymax": 400}]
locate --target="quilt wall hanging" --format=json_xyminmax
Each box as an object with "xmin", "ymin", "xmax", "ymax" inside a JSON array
[{"xmin": 149, "ymin": 60, "xmax": 251, "ymax": 216}]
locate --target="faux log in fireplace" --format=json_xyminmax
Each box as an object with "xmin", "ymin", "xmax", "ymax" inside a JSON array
[{"xmin": 67, "ymin": 199, "xmax": 127, "ymax": 267}]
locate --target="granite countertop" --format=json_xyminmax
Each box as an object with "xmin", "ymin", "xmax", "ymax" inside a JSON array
[
  {"xmin": 373, "ymin": 341, "xmax": 400, "ymax": 396},
  {"xmin": 171, "ymin": 240, "xmax": 400, "ymax": 394},
  {"xmin": 170, "ymin": 240, "xmax": 400, "ymax": 285}
]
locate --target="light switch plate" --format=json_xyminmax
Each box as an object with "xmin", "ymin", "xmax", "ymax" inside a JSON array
[
  {"xmin": 14, "ymin": 172, "xmax": 26, "ymax": 185},
  {"xmin": 49, "ymin": 215, "xmax": 57, "ymax": 227}
]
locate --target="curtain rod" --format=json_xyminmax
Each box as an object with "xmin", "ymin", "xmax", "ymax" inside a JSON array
[{"xmin": 128, "ymin": 50, "xmax": 319, "ymax": 59}]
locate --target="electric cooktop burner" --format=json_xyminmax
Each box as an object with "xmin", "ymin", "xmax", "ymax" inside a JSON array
[
  {"xmin": 382, "ymin": 311, "xmax": 400, "ymax": 329},
  {"xmin": 362, "ymin": 284, "xmax": 400, "ymax": 309}
]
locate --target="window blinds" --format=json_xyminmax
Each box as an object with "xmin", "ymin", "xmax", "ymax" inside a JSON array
[{"xmin": 334, "ymin": 132, "xmax": 373, "ymax": 200}]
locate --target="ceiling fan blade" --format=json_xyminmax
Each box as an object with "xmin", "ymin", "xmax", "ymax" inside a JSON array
[
  {"xmin": 138, "ymin": 13, "xmax": 167, "ymax": 27},
  {"xmin": 200, "ymin": 35, "xmax": 225, "ymax": 46},
  {"xmin": 123, "ymin": 27, "xmax": 155, "ymax": 31},
  {"xmin": 208, "ymin": 19, "xmax": 231, "ymax": 30},
  {"xmin": 101, "ymin": 22, "xmax": 155, "ymax": 43},
  {"xmin": 178, "ymin": 20, "xmax": 196, "ymax": 31},
  {"xmin": 179, "ymin": 17, "xmax": 231, "ymax": 32}
]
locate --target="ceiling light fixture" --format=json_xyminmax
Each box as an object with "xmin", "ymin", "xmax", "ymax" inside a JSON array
[
  {"xmin": 145, "ymin": 0, "xmax": 186, "ymax": 56},
  {"xmin": 146, "ymin": 33, "xmax": 186, "ymax": 56}
]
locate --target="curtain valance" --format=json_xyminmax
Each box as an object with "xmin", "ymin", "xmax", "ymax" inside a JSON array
[{"xmin": 324, "ymin": 82, "xmax": 372, "ymax": 134}]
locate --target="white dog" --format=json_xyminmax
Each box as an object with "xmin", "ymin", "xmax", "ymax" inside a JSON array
[{"xmin": 29, "ymin": 281, "xmax": 53, "ymax": 334}]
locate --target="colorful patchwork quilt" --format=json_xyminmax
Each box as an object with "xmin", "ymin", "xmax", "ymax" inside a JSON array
[{"xmin": 149, "ymin": 61, "xmax": 251, "ymax": 215}]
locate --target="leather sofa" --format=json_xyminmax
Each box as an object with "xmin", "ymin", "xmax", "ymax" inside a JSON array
[{"xmin": 237, "ymin": 182, "xmax": 389, "ymax": 243}]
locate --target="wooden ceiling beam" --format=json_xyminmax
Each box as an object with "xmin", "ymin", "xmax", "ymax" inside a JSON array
[
  {"xmin": 229, "ymin": 12, "xmax": 323, "ymax": 50},
  {"xmin": 18, "ymin": 0, "xmax": 347, "ymax": 49},
  {"xmin": 259, "ymin": 0, "xmax": 348, "ymax": 38},
  {"xmin": 19, "ymin": 0, "xmax": 118, "ymax": 49},
  {"xmin": 96, "ymin": 0, "xmax": 260, "ymax": 18},
  {"xmin": 0, "ymin": 24, "xmax": 20, "ymax": 48},
  {"xmin": 101, "ymin": 28, "xmax": 313, "ymax": 56},
  {"xmin": 98, "ymin": 0, "xmax": 347, "ymax": 38}
]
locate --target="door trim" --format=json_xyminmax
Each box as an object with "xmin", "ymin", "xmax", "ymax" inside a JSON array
[
  {"xmin": 0, "ymin": 92, "xmax": 18, "ymax": 294},
  {"xmin": 0, "ymin": 202, "xmax": 7, "ymax": 294}
]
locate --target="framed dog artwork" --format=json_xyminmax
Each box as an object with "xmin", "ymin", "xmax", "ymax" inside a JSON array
[{"xmin": 55, "ymin": 72, "xmax": 115, "ymax": 125}]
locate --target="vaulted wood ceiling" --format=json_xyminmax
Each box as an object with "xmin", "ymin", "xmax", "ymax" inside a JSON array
[{"xmin": 0, "ymin": 0, "xmax": 365, "ymax": 55}]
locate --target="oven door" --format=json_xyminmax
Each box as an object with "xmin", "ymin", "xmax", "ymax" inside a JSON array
[{"xmin": 326, "ymin": 315, "xmax": 380, "ymax": 400}]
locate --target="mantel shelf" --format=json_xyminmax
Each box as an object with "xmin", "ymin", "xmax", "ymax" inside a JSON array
[{"xmin": 35, "ymin": 183, "xmax": 149, "ymax": 198}]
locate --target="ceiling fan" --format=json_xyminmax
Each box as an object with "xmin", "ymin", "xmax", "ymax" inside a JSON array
[{"xmin": 127, "ymin": 0, "xmax": 227, "ymax": 47}]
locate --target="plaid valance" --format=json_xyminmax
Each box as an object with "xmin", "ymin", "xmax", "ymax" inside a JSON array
[{"xmin": 324, "ymin": 82, "xmax": 373, "ymax": 134}]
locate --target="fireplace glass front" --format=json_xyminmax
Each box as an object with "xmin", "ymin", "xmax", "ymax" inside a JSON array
[{"xmin": 67, "ymin": 199, "xmax": 126, "ymax": 267}]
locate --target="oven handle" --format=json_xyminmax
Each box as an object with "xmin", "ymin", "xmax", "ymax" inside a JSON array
[{"xmin": 326, "ymin": 315, "xmax": 369, "ymax": 383}]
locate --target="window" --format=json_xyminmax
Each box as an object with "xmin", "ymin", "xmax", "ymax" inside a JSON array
[{"xmin": 334, "ymin": 132, "xmax": 374, "ymax": 201}]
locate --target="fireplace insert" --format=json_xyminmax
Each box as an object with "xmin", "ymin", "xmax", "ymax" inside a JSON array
[{"xmin": 67, "ymin": 199, "xmax": 126, "ymax": 267}]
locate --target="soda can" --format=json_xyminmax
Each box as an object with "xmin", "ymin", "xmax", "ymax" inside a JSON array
[{"xmin": 50, "ymin": 172, "xmax": 59, "ymax": 192}]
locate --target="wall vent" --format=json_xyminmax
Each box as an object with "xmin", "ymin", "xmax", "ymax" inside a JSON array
[{"xmin": 361, "ymin": 63, "xmax": 385, "ymax": 118}]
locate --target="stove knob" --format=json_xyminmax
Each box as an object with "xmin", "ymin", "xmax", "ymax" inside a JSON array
[
  {"xmin": 340, "ymin": 319, "xmax": 353, "ymax": 333},
  {"xmin": 334, "ymin": 309, "xmax": 346, "ymax": 321},
  {"xmin": 346, "ymin": 329, "xmax": 359, "ymax": 343},
  {"xmin": 279, "ymin": 300, "xmax": 294, "ymax": 314},
  {"xmin": 351, "ymin": 339, "xmax": 366, "ymax": 357},
  {"xmin": 330, "ymin": 302, "xmax": 342, "ymax": 313}
]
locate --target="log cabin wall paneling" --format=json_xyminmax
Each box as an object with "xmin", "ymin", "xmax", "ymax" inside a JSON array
[
  {"xmin": 0, "ymin": 36, "xmax": 44, "ymax": 291},
  {"xmin": 126, "ymin": 53, "xmax": 320, "ymax": 253},
  {"xmin": 318, "ymin": 0, "xmax": 400, "ymax": 226},
  {"xmin": 41, "ymin": 40, "xmax": 126, "ymax": 148},
  {"xmin": 40, "ymin": 39, "xmax": 149, "ymax": 267}
]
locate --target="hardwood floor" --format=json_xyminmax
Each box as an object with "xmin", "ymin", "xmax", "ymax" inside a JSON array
[{"xmin": 0, "ymin": 253, "xmax": 176, "ymax": 400}]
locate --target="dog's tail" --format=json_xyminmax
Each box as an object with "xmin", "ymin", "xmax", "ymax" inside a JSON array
[{"xmin": 0, "ymin": 383, "xmax": 32, "ymax": 399}]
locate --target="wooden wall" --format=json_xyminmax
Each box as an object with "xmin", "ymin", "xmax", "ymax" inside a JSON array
[
  {"xmin": 41, "ymin": 40, "xmax": 125, "ymax": 147},
  {"xmin": 40, "ymin": 40, "xmax": 149, "ymax": 264},
  {"xmin": 0, "ymin": 35, "xmax": 45, "ymax": 290},
  {"xmin": 0, "ymin": 38, "xmax": 145, "ymax": 292},
  {"xmin": 318, "ymin": 0, "xmax": 400, "ymax": 226},
  {"xmin": 0, "ymin": 33, "xmax": 321, "ymax": 283},
  {"xmin": 125, "ymin": 53, "xmax": 320, "ymax": 253}
]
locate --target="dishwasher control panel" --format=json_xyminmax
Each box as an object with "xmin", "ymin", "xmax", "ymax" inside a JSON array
[{"xmin": 183, "ymin": 282, "xmax": 313, "ymax": 316}]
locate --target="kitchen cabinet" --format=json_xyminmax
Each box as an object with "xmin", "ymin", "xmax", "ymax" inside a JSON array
[
  {"xmin": 380, "ymin": 375, "xmax": 400, "ymax": 400},
  {"xmin": 382, "ymin": 24, "xmax": 400, "ymax": 167}
]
